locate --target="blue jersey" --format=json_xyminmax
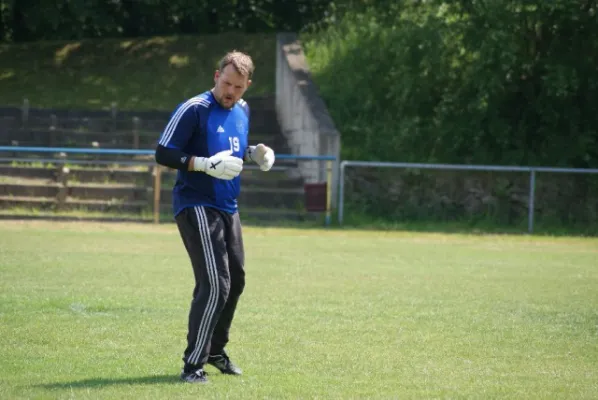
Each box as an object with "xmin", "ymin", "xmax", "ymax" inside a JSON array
[{"xmin": 158, "ymin": 91, "xmax": 249, "ymax": 216}]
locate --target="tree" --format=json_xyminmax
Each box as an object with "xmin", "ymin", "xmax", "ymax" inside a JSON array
[{"xmin": 303, "ymin": 0, "xmax": 598, "ymax": 167}]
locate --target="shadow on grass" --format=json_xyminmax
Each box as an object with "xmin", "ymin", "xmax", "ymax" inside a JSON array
[{"xmin": 39, "ymin": 374, "xmax": 179, "ymax": 389}]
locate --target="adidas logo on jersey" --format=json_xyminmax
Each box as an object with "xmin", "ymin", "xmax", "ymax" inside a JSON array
[{"xmin": 217, "ymin": 125, "xmax": 225, "ymax": 133}]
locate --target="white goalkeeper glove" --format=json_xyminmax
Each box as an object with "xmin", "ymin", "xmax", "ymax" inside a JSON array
[
  {"xmin": 192, "ymin": 150, "xmax": 243, "ymax": 180},
  {"xmin": 247, "ymin": 144, "xmax": 275, "ymax": 171}
]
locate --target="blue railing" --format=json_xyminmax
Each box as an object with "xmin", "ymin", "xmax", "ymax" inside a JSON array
[
  {"xmin": 0, "ymin": 146, "xmax": 336, "ymax": 161},
  {"xmin": 0, "ymin": 145, "xmax": 337, "ymax": 225}
]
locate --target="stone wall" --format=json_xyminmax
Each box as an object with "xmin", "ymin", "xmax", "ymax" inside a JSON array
[{"xmin": 275, "ymin": 32, "xmax": 341, "ymax": 206}]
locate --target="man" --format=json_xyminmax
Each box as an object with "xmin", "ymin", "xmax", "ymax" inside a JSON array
[{"xmin": 154, "ymin": 51, "xmax": 275, "ymax": 384}]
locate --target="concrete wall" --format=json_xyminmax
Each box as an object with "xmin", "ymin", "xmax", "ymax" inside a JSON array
[{"xmin": 275, "ymin": 33, "xmax": 341, "ymax": 206}]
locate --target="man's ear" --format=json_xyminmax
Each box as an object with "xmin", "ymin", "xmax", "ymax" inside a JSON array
[
  {"xmin": 247, "ymin": 79, "xmax": 252, "ymax": 88},
  {"xmin": 214, "ymin": 70, "xmax": 220, "ymax": 82}
]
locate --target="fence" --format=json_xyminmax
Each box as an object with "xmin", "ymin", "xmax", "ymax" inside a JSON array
[
  {"xmin": 338, "ymin": 161, "xmax": 598, "ymax": 233},
  {"xmin": 3, "ymin": 147, "xmax": 598, "ymax": 232},
  {"xmin": 0, "ymin": 146, "xmax": 337, "ymax": 225}
]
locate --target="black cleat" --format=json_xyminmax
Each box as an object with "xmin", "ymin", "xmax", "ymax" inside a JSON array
[
  {"xmin": 180, "ymin": 368, "xmax": 208, "ymax": 383},
  {"xmin": 207, "ymin": 350, "xmax": 242, "ymax": 375}
]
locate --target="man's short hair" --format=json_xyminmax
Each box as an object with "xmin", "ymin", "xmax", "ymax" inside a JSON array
[{"xmin": 218, "ymin": 51, "xmax": 254, "ymax": 79}]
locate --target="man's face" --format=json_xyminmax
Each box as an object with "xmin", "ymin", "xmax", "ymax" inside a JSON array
[{"xmin": 213, "ymin": 64, "xmax": 251, "ymax": 109}]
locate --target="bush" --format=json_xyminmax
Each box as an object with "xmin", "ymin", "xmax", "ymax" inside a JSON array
[{"xmin": 302, "ymin": 1, "xmax": 598, "ymax": 168}]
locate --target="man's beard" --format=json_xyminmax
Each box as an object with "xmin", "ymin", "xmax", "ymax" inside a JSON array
[{"xmin": 214, "ymin": 90, "xmax": 235, "ymax": 109}]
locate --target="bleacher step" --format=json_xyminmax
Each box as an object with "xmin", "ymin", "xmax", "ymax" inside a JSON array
[
  {"xmin": 0, "ymin": 93, "xmax": 328, "ymax": 224},
  {"xmin": 0, "ymin": 195, "xmax": 148, "ymax": 212}
]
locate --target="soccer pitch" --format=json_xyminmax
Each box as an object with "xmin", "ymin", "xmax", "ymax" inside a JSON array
[{"xmin": 1, "ymin": 220, "xmax": 597, "ymax": 399}]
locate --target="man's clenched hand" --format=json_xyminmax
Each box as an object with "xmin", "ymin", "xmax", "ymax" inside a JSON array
[{"xmin": 192, "ymin": 150, "xmax": 243, "ymax": 180}]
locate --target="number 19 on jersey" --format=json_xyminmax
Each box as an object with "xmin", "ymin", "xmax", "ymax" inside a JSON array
[{"xmin": 229, "ymin": 137, "xmax": 240, "ymax": 152}]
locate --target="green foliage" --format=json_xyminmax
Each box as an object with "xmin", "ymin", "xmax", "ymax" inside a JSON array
[
  {"xmin": 0, "ymin": 0, "xmax": 333, "ymax": 42},
  {"xmin": 303, "ymin": 0, "xmax": 598, "ymax": 168}
]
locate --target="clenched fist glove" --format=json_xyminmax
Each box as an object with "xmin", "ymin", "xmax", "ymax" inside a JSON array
[
  {"xmin": 192, "ymin": 150, "xmax": 243, "ymax": 180},
  {"xmin": 247, "ymin": 144, "xmax": 275, "ymax": 171}
]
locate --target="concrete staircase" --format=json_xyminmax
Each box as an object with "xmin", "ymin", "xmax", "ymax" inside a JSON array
[{"xmin": 0, "ymin": 96, "xmax": 324, "ymax": 223}]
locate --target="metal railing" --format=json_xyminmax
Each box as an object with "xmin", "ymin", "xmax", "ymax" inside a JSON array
[
  {"xmin": 0, "ymin": 146, "xmax": 337, "ymax": 225},
  {"xmin": 4, "ymin": 147, "xmax": 597, "ymax": 232},
  {"xmin": 338, "ymin": 160, "xmax": 598, "ymax": 233}
]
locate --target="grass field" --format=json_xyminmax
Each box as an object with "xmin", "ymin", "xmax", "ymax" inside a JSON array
[
  {"xmin": 1, "ymin": 220, "xmax": 597, "ymax": 399},
  {"xmin": 0, "ymin": 33, "xmax": 275, "ymax": 111}
]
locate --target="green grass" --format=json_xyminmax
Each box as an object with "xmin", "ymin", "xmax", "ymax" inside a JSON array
[
  {"xmin": 0, "ymin": 33, "xmax": 275, "ymax": 111},
  {"xmin": 1, "ymin": 221, "xmax": 597, "ymax": 399},
  {"xmin": 339, "ymin": 211, "xmax": 598, "ymax": 237}
]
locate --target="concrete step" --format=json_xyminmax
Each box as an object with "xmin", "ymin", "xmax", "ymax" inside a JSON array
[
  {"xmin": 3, "ymin": 128, "xmax": 285, "ymax": 146},
  {"xmin": 0, "ymin": 212, "xmax": 148, "ymax": 224},
  {"xmin": 0, "ymin": 182, "xmax": 60, "ymax": 197},
  {"xmin": 5, "ymin": 128, "xmax": 157, "ymax": 147},
  {"xmin": 1, "ymin": 120, "xmax": 280, "ymax": 142},
  {"xmin": 0, "ymin": 98, "xmax": 280, "ymax": 138},
  {"xmin": 0, "ymin": 195, "xmax": 148, "ymax": 213},
  {"xmin": 0, "ymin": 164, "xmax": 304, "ymax": 189},
  {"xmin": 0, "ymin": 166, "xmax": 153, "ymax": 185},
  {"xmin": 0, "ymin": 181, "xmax": 306, "ymax": 210},
  {"xmin": 156, "ymin": 186, "xmax": 305, "ymax": 210},
  {"xmin": 0, "ymin": 95, "xmax": 275, "ymax": 117},
  {"xmin": 0, "ymin": 197, "xmax": 321, "ymax": 223},
  {"xmin": 0, "ymin": 106, "xmax": 276, "ymax": 125},
  {"xmin": 0, "ymin": 195, "xmax": 57, "ymax": 209},
  {"xmin": 0, "ymin": 182, "xmax": 149, "ymax": 202},
  {"xmin": 0, "ymin": 207, "xmax": 322, "ymax": 223},
  {"xmin": 157, "ymin": 205, "xmax": 321, "ymax": 222},
  {"xmin": 0, "ymin": 166, "xmax": 58, "ymax": 181}
]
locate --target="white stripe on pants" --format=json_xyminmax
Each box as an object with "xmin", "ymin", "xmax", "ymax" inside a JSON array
[{"xmin": 188, "ymin": 206, "xmax": 221, "ymax": 365}]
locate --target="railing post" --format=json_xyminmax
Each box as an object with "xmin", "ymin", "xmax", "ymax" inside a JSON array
[
  {"xmin": 132, "ymin": 117, "xmax": 140, "ymax": 149},
  {"xmin": 110, "ymin": 102, "xmax": 118, "ymax": 132},
  {"xmin": 325, "ymin": 160, "xmax": 332, "ymax": 226},
  {"xmin": 56, "ymin": 166, "xmax": 69, "ymax": 211},
  {"xmin": 528, "ymin": 169, "xmax": 536, "ymax": 234},
  {"xmin": 153, "ymin": 165, "xmax": 162, "ymax": 224},
  {"xmin": 338, "ymin": 161, "xmax": 346, "ymax": 225},
  {"xmin": 21, "ymin": 98, "xmax": 29, "ymax": 129},
  {"xmin": 49, "ymin": 114, "xmax": 57, "ymax": 147}
]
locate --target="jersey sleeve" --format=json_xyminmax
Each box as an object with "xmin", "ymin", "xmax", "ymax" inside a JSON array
[{"xmin": 157, "ymin": 100, "xmax": 199, "ymax": 149}]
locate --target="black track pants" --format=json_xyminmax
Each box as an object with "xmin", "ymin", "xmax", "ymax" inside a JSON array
[{"xmin": 175, "ymin": 205, "xmax": 245, "ymax": 369}]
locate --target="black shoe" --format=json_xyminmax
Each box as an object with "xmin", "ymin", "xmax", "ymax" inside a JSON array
[
  {"xmin": 207, "ymin": 350, "xmax": 242, "ymax": 375},
  {"xmin": 180, "ymin": 368, "xmax": 208, "ymax": 383}
]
